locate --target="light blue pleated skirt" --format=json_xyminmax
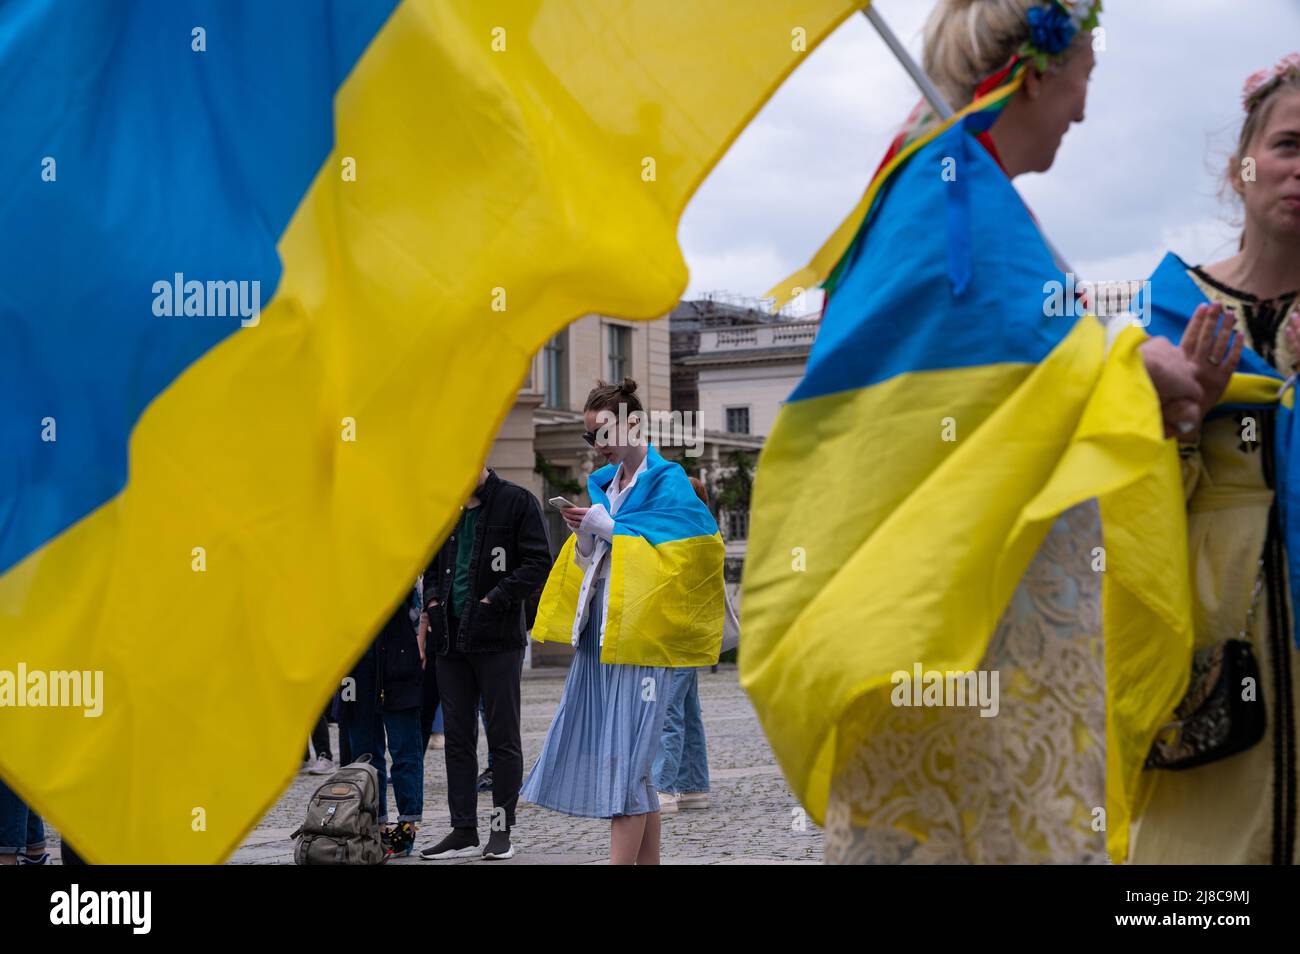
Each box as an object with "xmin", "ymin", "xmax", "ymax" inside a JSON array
[{"xmin": 522, "ymin": 580, "xmax": 673, "ymax": 818}]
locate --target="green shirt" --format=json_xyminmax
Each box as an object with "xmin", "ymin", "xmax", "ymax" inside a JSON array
[{"xmin": 451, "ymin": 505, "xmax": 481, "ymax": 617}]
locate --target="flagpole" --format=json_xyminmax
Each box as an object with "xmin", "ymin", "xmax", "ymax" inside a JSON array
[
  {"xmin": 860, "ymin": 6, "xmax": 1074, "ymax": 274},
  {"xmin": 861, "ymin": 6, "xmax": 953, "ymax": 120}
]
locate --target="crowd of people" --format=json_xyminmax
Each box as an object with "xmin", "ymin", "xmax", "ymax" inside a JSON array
[
  {"xmin": 7, "ymin": 0, "xmax": 1297, "ymax": 870},
  {"xmin": 297, "ymin": 377, "xmax": 729, "ymax": 865}
]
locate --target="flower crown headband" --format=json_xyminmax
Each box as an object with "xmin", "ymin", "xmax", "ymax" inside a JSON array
[
  {"xmin": 1019, "ymin": 1, "xmax": 1102, "ymax": 71},
  {"xmin": 1242, "ymin": 53, "xmax": 1300, "ymax": 113},
  {"xmin": 879, "ymin": 0, "xmax": 1102, "ymax": 176}
]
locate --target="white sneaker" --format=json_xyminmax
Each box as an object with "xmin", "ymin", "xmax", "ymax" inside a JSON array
[
  {"xmin": 429, "ymin": 733, "xmax": 446, "ymax": 750},
  {"xmin": 657, "ymin": 792, "xmax": 679, "ymax": 814},
  {"xmin": 676, "ymin": 792, "xmax": 710, "ymax": 811},
  {"xmin": 308, "ymin": 754, "xmax": 334, "ymax": 775}
]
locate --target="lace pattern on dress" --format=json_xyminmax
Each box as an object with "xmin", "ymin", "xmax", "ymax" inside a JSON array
[{"xmin": 824, "ymin": 502, "xmax": 1108, "ymax": 864}]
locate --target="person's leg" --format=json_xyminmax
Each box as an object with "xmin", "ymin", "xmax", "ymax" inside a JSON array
[
  {"xmin": 24, "ymin": 807, "xmax": 47, "ymax": 861},
  {"xmin": 336, "ymin": 687, "xmax": 355, "ymax": 766},
  {"xmin": 481, "ymin": 697, "xmax": 494, "ymax": 773},
  {"xmin": 636, "ymin": 810, "xmax": 662, "ymax": 865},
  {"xmin": 337, "ymin": 715, "xmax": 352, "ymax": 765},
  {"xmin": 0, "ymin": 780, "xmax": 28, "ymax": 866},
  {"xmin": 383, "ymin": 707, "xmax": 424, "ymax": 823},
  {"xmin": 382, "ymin": 706, "xmax": 424, "ymax": 856},
  {"xmin": 420, "ymin": 655, "xmax": 440, "ymax": 751},
  {"xmin": 610, "ymin": 814, "xmax": 649, "ymax": 865},
  {"xmin": 436, "ymin": 650, "xmax": 482, "ymax": 832},
  {"xmin": 346, "ymin": 647, "xmax": 389, "ymax": 822},
  {"xmin": 679, "ymin": 670, "xmax": 710, "ymax": 794},
  {"xmin": 475, "ymin": 648, "xmax": 524, "ymax": 830},
  {"xmin": 329, "ymin": 689, "xmax": 351, "ymax": 763},
  {"xmin": 310, "ymin": 705, "xmax": 332, "ymax": 761},
  {"xmin": 652, "ymin": 667, "xmax": 691, "ymax": 793}
]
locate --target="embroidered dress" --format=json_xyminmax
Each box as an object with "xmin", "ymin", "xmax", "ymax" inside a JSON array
[
  {"xmin": 1130, "ymin": 268, "xmax": 1300, "ymax": 865},
  {"xmin": 823, "ymin": 503, "xmax": 1109, "ymax": 864}
]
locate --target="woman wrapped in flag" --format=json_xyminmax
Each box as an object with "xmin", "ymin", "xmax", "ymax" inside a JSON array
[
  {"xmin": 741, "ymin": 0, "xmax": 1227, "ymax": 864},
  {"xmin": 1130, "ymin": 55, "xmax": 1300, "ymax": 865},
  {"xmin": 523, "ymin": 378, "xmax": 726, "ymax": 864}
]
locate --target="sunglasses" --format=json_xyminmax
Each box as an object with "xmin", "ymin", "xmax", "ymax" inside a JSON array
[{"xmin": 582, "ymin": 430, "xmax": 606, "ymax": 448}]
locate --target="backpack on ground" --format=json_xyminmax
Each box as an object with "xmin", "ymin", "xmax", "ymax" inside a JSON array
[{"xmin": 292, "ymin": 754, "xmax": 385, "ymax": 865}]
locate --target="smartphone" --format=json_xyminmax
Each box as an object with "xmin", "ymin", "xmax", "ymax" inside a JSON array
[{"xmin": 547, "ymin": 495, "xmax": 578, "ymax": 511}]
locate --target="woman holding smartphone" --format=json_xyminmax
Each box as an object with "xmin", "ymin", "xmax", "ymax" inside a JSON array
[{"xmin": 522, "ymin": 377, "xmax": 725, "ymax": 864}]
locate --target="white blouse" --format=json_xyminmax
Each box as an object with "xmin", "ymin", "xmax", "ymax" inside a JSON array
[{"xmin": 569, "ymin": 453, "xmax": 648, "ymax": 645}]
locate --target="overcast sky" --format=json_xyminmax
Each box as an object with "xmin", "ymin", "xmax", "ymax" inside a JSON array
[{"xmin": 679, "ymin": 0, "xmax": 1300, "ymax": 309}]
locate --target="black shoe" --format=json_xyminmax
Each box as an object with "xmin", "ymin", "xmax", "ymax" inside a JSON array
[
  {"xmin": 482, "ymin": 828, "xmax": 514, "ymax": 860},
  {"xmin": 476, "ymin": 769, "xmax": 494, "ymax": 792},
  {"xmin": 419, "ymin": 828, "xmax": 480, "ymax": 860}
]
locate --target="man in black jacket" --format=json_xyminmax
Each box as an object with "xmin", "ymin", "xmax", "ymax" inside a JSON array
[{"xmin": 418, "ymin": 466, "xmax": 551, "ymax": 862}]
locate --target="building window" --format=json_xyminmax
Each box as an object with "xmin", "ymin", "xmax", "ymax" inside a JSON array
[
  {"xmin": 725, "ymin": 406, "xmax": 751, "ymax": 434},
  {"xmin": 725, "ymin": 509, "xmax": 750, "ymax": 541},
  {"xmin": 607, "ymin": 324, "xmax": 631, "ymax": 382},
  {"xmin": 540, "ymin": 468, "xmax": 575, "ymax": 558},
  {"xmin": 542, "ymin": 329, "xmax": 568, "ymax": 408}
]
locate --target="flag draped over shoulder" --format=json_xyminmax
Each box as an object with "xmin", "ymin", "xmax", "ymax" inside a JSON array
[
  {"xmin": 532, "ymin": 446, "xmax": 724, "ymax": 666},
  {"xmin": 1144, "ymin": 253, "xmax": 1300, "ymax": 647},
  {"xmin": 0, "ymin": 0, "xmax": 864, "ymax": 863},
  {"xmin": 740, "ymin": 89, "xmax": 1193, "ymax": 861}
]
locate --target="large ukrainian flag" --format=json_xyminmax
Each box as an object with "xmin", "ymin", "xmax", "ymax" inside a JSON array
[
  {"xmin": 741, "ymin": 94, "xmax": 1193, "ymax": 861},
  {"xmin": 0, "ymin": 0, "xmax": 866, "ymax": 863}
]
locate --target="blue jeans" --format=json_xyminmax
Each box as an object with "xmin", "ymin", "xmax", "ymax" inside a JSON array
[
  {"xmin": 345, "ymin": 646, "xmax": 425, "ymax": 824},
  {"xmin": 652, "ymin": 668, "xmax": 709, "ymax": 794},
  {"xmin": 347, "ymin": 705, "xmax": 425, "ymax": 824},
  {"xmin": 382, "ymin": 708, "xmax": 425, "ymax": 824},
  {"xmin": 0, "ymin": 779, "xmax": 45, "ymax": 856}
]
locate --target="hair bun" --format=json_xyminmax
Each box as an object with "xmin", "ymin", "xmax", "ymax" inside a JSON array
[{"xmin": 620, "ymin": 377, "xmax": 638, "ymax": 395}]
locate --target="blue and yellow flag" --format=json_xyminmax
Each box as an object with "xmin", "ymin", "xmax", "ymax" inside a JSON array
[
  {"xmin": 0, "ymin": 0, "xmax": 865, "ymax": 863},
  {"xmin": 1144, "ymin": 252, "xmax": 1300, "ymax": 647},
  {"xmin": 741, "ymin": 106, "xmax": 1193, "ymax": 859},
  {"xmin": 532, "ymin": 447, "xmax": 724, "ymax": 666}
]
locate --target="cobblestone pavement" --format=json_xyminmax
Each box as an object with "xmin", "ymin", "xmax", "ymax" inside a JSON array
[{"xmin": 233, "ymin": 664, "xmax": 823, "ymax": 865}]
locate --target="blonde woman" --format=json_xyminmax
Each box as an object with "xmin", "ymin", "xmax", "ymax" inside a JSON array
[
  {"xmin": 1132, "ymin": 55, "xmax": 1300, "ymax": 865},
  {"xmin": 819, "ymin": 0, "xmax": 1218, "ymax": 864}
]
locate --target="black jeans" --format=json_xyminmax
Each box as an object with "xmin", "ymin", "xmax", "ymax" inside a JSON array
[
  {"xmin": 420, "ymin": 649, "xmax": 441, "ymax": 752},
  {"xmin": 436, "ymin": 621, "xmax": 524, "ymax": 831}
]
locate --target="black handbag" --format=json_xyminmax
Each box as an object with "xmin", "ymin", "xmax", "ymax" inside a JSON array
[{"xmin": 1146, "ymin": 563, "xmax": 1267, "ymax": 771}]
